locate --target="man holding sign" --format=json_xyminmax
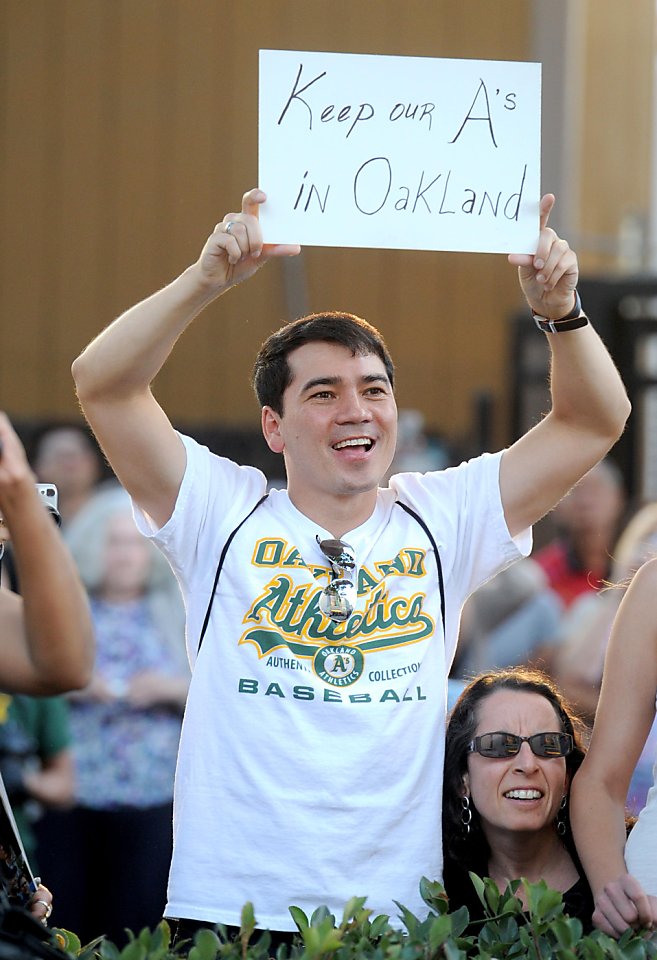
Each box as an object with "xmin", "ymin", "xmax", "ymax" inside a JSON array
[{"xmin": 72, "ymin": 188, "xmax": 629, "ymax": 942}]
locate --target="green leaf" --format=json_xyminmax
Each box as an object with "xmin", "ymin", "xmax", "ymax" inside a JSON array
[
  {"xmin": 369, "ymin": 914, "xmax": 391, "ymax": 939},
  {"xmin": 188, "ymin": 928, "xmax": 221, "ymax": 960},
  {"xmin": 427, "ymin": 914, "xmax": 453, "ymax": 950},
  {"xmin": 392, "ymin": 900, "xmax": 419, "ymax": 936},
  {"xmin": 100, "ymin": 939, "xmax": 122, "ymax": 960},
  {"xmin": 482, "ymin": 876, "xmax": 500, "ymax": 915},
  {"xmin": 309, "ymin": 905, "xmax": 334, "ymax": 927},
  {"xmin": 498, "ymin": 914, "xmax": 520, "ymax": 944},
  {"xmin": 340, "ymin": 895, "xmax": 369, "ymax": 927},
  {"xmin": 52, "ymin": 927, "xmax": 81, "ymax": 954},
  {"xmin": 448, "ymin": 905, "xmax": 470, "ymax": 939},
  {"xmin": 118, "ymin": 940, "xmax": 146, "ymax": 960},
  {"xmin": 240, "ymin": 902, "xmax": 256, "ymax": 940},
  {"xmin": 288, "ymin": 905, "xmax": 309, "ymax": 933},
  {"xmin": 469, "ymin": 872, "xmax": 487, "ymax": 909},
  {"xmin": 419, "ymin": 876, "xmax": 450, "ymax": 915}
]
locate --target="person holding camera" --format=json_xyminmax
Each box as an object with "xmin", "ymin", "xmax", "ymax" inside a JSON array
[
  {"xmin": 0, "ymin": 412, "xmax": 94, "ymax": 697},
  {"xmin": 0, "ymin": 412, "xmax": 94, "ymax": 924}
]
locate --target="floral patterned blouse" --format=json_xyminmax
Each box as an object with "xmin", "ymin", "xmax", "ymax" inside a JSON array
[{"xmin": 70, "ymin": 597, "xmax": 185, "ymax": 809}]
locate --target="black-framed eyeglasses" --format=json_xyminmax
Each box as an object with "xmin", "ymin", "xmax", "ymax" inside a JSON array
[
  {"xmin": 316, "ymin": 536, "xmax": 357, "ymax": 623},
  {"xmin": 467, "ymin": 731, "xmax": 573, "ymax": 759}
]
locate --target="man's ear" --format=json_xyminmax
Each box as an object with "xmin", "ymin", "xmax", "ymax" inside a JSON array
[{"xmin": 262, "ymin": 406, "xmax": 284, "ymax": 454}]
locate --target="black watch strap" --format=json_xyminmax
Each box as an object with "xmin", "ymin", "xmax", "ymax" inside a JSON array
[{"xmin": 532, "ymin": 290, "xmax": 590, "ymax": 333}]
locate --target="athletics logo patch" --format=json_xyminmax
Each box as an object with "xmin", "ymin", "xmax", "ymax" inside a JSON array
[{"xmin": 313, "ymin": 645, "xmax": 364, "ymax": 687}]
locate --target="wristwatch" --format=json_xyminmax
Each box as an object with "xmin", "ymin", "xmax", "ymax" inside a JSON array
[{"xmin": 532, "ymin": 290, "xmax": 590, "ymax": 333}]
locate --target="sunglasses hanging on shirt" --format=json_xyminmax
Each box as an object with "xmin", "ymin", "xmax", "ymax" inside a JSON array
[{"xmin": 316, "ymin": 536, "xmax": 357, "ymax": 623}]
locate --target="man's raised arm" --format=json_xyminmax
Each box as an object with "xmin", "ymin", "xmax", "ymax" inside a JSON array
[
  {"xmin": 72, "ymin": 189, "xmax": 299, "ymax": 528},
  {"xmin": 500, "ymin": 195, "xmax": 631, "ymax": 538}
]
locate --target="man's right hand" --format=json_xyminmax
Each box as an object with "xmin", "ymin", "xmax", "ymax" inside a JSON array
[{"xmin": 194, "ymin": 187, "xmax": 300, "ymax": 293}]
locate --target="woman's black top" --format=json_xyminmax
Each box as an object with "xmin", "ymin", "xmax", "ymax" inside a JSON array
[{"xmin": 442, "ymin": 857, "xmax": 594, "ymax": 933}]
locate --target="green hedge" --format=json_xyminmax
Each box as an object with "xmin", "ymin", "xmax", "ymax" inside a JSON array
[{"xmin": 52, "ymin": 878, "xmax": 657, "ymax": 960}]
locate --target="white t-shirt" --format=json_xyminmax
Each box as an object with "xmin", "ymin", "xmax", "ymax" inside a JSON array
[
  {"xmin": 625, "ymin": 694, "xmax": 657, "ymax": 895},
  {"xmin": 134, "ymin": 433, "xmax": 530, "ymax": 930}
]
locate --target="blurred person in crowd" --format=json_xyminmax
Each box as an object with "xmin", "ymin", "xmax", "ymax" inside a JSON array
[
  {"xmin": 31, "ymin": 423, "xmax": 105, "ymax": 529},
  {"xmin": 0, "ymin": 691, "xmax": 73, "ymax": 868},
  {"xmin": 35, "ymin": 487, "xmax": 189, "ymax": 946},
  {"xmin": 0, "ymin": 412, "xmax": 94, "ymax": 924},
  {"xmin": 442, "ymin": 667, "xmax": 593, "ymax": 928},
  {"xmin": 571, "ymin": 558, "xmax": 657, "ymax": 937},
  {"xmin": 2, "ymin": 422, "xmax": 110, "ymax": 595},
  {"xmin": 549, "ymin": 501, "xmax": 657, "ymax": 727},
  {"xmin": 383, "ymin": 408, "xmax": 449, "ymax": 481},
  {"xmin": 534, "ymin": 459, "xmax": 626, "ymax": 609},
  {"xmin": 453, "ymin": 558, "xmax": 563, "ymax": 677}
]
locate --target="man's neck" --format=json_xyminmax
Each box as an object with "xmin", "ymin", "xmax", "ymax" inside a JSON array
[{"xmin": 287, "ymin": 487, "xmax": 380, "ymax": 539}]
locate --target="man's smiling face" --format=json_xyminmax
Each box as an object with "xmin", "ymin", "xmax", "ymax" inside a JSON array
[{"xmin": 261, "ymin": 341, "xmax": 397, "ymax": 519}]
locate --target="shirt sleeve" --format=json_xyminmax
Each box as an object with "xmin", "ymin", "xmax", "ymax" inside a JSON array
[
  {"xmin": 132, "ymin": 432, "xmax": 268, "ymax": 597},
  {"xmin": 391, "ymin": 450, "xmax": 532, "ymax": 603}
]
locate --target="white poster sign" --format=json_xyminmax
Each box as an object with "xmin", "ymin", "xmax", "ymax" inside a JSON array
[{"xmin": 258, "ymin": 49, "xmax": 542, "ymax": 254}]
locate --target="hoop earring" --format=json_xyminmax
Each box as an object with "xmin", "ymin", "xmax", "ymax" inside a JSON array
[
  {"xmin": 557, "ymin": 794, "xmax": 567, "ymax": 837},
  {"xmin": 461, "ymin": 795, "xmax": 472, "ymax": 835}
]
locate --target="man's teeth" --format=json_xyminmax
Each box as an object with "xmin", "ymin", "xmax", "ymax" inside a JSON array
[
  {"xmin": 334, "ymin": 438, "xmax": 371, "ymax": 449},
  {"xmin": 504, "ymin": 789, "xmax": 542, "ymax": 800}
]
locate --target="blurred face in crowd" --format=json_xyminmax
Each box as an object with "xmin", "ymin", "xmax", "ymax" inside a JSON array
[
  {"xmin": 34, "ymin": 428, "xmax": 100, "ymax": 499},
  {"xmin": 553, "ymin": 462, "xmax": 624, "ymax": 537},
  {"xmin": 100, "ymin": 512, "xmax": 153, "ymax": 601}
]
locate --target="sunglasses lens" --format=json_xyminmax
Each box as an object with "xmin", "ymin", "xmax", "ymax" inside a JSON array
[
  {"xmin": 532, "ymin": 733, "xmax": 573, "ymax": 757},
  {"xmin": 319, "ymin": 579, "xmax": 356, "ymax": 623},
  {"xmin": 318, "ymin": 538, "xmax": 356, "ymax": 570},
  {"xmin": 476, "ymin": 733, "xmax": 518, "ymax": 757}
]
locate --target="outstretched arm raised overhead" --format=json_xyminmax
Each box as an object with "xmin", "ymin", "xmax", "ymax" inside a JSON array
[
  {"xmin": 72, "ymin": 189, "xmax": 300, "ymax": 529},
  {"xmin": 500, "ymin": 194, "xmax": 630, "ymax": 538},
  {"xmin": 571, "ymin": 559, "xmax": 657, "ymax": 938}
]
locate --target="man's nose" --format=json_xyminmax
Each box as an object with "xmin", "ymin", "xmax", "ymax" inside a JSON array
[{"xmin": 336, "ymin": 391, "xmax": 373, "ymax": 422}]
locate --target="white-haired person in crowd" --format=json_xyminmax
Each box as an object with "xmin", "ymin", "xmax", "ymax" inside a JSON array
[{"xmin": 34, "ymin": 486, "xmax": 189, "ymax": 947}]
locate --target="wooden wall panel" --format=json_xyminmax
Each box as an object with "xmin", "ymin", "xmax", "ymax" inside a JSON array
[
  {"xmin": 578, "ymin": 0, "xmax": 654, "ymax": 273},
  {"xmin": 1, "ymin": 0, "xmax": 557, "ymax": 453},
  {"xmin": 1, "ymin": 2, "xmax": 53, "ymax": 415}
]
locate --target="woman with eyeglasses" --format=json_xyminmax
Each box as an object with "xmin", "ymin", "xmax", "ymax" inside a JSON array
[
  {"xmin": 571, "ymin": 558, "xmax": 657, "ymax": 937},
  {"xmin": 442, "ymin": 666, "xmax": 593, "ymax": 928}
]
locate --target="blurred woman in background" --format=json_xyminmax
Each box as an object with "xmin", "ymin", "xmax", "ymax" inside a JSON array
[{"xmin": 36, "ymin": 487, "xmax": 189, "ymax": 946}]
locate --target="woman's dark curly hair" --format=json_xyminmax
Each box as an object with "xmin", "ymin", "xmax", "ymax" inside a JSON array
[{"xmin": 442, "ymin": 667, "xmax": 588, "ymax": 871}]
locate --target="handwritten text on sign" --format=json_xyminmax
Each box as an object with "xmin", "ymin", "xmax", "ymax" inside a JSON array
[{"xmin": 258, "ymin": 50, "xmax": 542, "ymax": 254}]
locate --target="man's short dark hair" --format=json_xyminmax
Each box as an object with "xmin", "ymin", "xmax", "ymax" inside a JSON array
[{"xmin": 252, "ymin": 312, "xmax": 395, "ymax": 416}]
